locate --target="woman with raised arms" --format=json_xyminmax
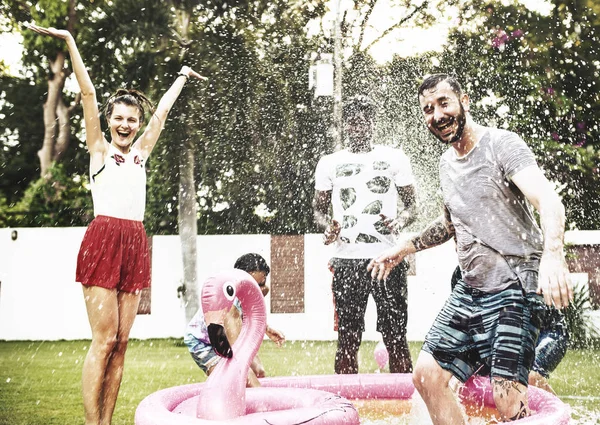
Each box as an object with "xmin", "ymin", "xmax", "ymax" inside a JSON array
[{"xmin": 26, "ymin": 22, "xmax": 205, "ymax": 425}]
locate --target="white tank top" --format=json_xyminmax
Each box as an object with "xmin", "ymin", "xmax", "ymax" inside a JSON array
[{"xmin": 90, "ymin": 144, "xmax": 147, "ymax": 221}]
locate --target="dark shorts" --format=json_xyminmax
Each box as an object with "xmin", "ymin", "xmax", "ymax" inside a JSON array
[
  {"xmin": 76, "ymin": 215, "xmax": 151, "ymax": 293},
  {"xmin": 423, "ymin": 280, "xmax": 544, "ymax": 386},
  {"xmin": 330, "ymin": 257, "xmax": 408, "ymax": 336},
  {"xmin": 533, "ymin": 308, "xmax": 569, "ymax": 377}
]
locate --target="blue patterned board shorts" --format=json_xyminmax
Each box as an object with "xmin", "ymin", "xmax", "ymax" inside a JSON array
[
  {"xmin": 423, "ymin": 280, "xmax": 545, "ymax": 386},
  {"xmin": 185, "ymin": 339, "xmax": 221, "ymax": 374}
]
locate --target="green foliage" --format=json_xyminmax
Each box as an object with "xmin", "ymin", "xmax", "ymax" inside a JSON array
[
  {"xmin": 432, "ymin": 0, "xmax": 600, "ymax": 229},
  {"xmin": 0, "ymin": 194, "xmax": 9, "ymax": 228},
  {"xmin": 2, "ymin": 0, "xmax": 600, "ymax": 233},
  {"xmin": 7, "ymin": 162, "xmax": 92, "ymax": 227},
  {"xmin": 563, "ymin": 283, "xmax": 600, "ymax": 349},
  {"xmin": 140, "ymin": 0, "xmax": 331, "ymax": 235},
  {"xmin": 0, "ymin": 74, "xmax": 46, "ymax": 205},
  {"xmin": 531, "ymin": 141, "xmax": 600, "ymax": 229},
  {"xmin": 21, "ymin": 0, "xmax": 72, "ymax": 70}
]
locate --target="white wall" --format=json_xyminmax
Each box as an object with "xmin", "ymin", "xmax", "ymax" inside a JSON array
[
  {"xmin": 1, "ymin": 228, "xmax": 597, "ymax": 341},
  {"xmin": 0, "ymin": 227, "xmax": 90, "ymax": 340}
]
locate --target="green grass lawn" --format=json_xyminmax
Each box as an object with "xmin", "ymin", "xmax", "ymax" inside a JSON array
[{"xmin": 1, "ymin": 339, "xmax": 599, "ymax": 424}]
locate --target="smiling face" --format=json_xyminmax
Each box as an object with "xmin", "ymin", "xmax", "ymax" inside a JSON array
[
  {"xmin": 108, "ymin": 103, "xmax": 142, "ymax": 152},
  {"xmin": 419, "ymin": 80, "xmax": 469, "ymax": 145}
]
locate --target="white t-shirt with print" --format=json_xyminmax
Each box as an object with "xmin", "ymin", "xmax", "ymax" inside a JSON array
[{"xmin": 314, "ymin": 145, "xmax": 415, "ymax": 259}]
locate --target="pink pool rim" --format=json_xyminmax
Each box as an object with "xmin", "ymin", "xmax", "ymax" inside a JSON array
[{"xmin": 135, "ymin": 373, "xmax": 570, "ymax": 424}]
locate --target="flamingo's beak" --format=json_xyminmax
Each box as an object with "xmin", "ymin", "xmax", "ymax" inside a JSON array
[{"xmin": 207, "ymin": 323, "xmax": 233, "ymax": 358}]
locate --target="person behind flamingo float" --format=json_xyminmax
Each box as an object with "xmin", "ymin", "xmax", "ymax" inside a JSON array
[
  {"xmin": 368, "ymin": 74, "xmax": 573, "ymax": 424},
  {"xmin": 26, "ymin": 22, "xmax": 206, "ymax": 425},
  {"xmin": 184, "ymin": 253, "xmax": 285, "ymax": 387},
  {"xmin": 313, "ymin": 95, "xmax": 418, "ymax": 374}
]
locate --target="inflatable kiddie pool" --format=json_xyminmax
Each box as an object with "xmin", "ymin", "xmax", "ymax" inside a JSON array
[
  {"xmin": 135, "ymin": 271, "xmax": 571, "ymax": 425},
  {"xmin": 136, "ymin": 373, "xmax": 570, "ymax": 424}
]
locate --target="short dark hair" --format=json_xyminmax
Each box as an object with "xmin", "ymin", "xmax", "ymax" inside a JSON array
[
  {"xmin": 234, "ymin": 253, "xmax": 270, "ymax": 276},
  {"xmin": 342, "ymin": 95, "xmax": 377, "ymax": 121},
  {"xmin": 418, "ymin": 74, "xmax": 463, "ymax": 98}
]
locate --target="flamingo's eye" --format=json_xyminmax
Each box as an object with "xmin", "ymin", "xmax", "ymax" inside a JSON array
[{"xmin": 223, "ymin": 282, "xmax": 235, "ymax": 301}]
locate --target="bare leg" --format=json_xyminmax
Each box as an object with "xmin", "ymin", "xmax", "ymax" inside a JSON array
[
  {"xmin": 82, "ymin": 286, "xmax": 119, "ymax": 425},
  {"xmin": 412, "ymin": 351, "xmax": 466, "ymax": 425},
  {"xmin": 528, "ymin": 370, "xmax": 555, "ymax": 394},
  {"xmin": 492, "ymin": 377, "xmax": 530, "ymax": 421},
  {"xmin": 100, "ymin": 290, "xmax": 141, "ymax": 425},
  {"xmin": 245, "ymin": 369, "xmax": 261, "ymax": 388}
]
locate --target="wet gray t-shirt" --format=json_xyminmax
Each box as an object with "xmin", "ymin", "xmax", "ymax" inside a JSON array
[{"xmin": 439, "ymin": 128, "xmax": 543, "ymax": 293}]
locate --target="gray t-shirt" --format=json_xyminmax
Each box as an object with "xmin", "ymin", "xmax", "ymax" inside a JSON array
[{"xmin": 439, "ymin": 128, "xmax": 543, "ymax": 293}]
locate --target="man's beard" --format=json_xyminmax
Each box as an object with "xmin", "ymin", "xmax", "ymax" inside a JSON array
[{"xmin": 432, "ymin": 104, "xmax": 467, "ymax": 145}]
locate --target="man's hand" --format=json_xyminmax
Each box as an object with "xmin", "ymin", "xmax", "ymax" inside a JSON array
[
  {"xmin": 537, "ymin": 251, "xmax": 573, "ymax": 309},
  {"xmin": 323, "ymin": 220, "xmax": 341, "ymax": 245},
  {"xmin": 367, "ymin": 244, "xmax": 409, "ymax": 281}
]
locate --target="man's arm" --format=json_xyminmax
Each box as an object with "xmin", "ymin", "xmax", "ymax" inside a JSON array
[
  {"xmin": 411, "ymin": 205, "xmax": 455, "ymax": 251},
  {"xmin": 312, "ymin": 190, "xmax": 340, "ymax": 244},
  {"xmin": 368, "ymin": 206, "xmax": 455, "ymax": 280},
  {"xmin": 511, "ymin": 165, "xmax": 572, "ymax": 308}
]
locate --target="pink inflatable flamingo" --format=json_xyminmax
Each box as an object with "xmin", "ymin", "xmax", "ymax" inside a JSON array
[
  {"xmin": 196, "ymin": 269, "xmax": 266, "ymax": 420},
  {"xmin": 198, "ymin": 269, "xmax": 360, "ymax": 423},
  {"xmin": 134, "ymin": 270, "xmax": 358, "ymax": 425}
]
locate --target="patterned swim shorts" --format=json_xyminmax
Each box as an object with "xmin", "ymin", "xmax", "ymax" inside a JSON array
[{"xmin": 423, "ymin": 280, "xmax": 545, "ymax": 386}]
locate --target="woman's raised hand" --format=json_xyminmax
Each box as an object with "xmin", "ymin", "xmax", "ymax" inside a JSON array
[
  {"xmin": 24, "ymin": 23, "xmax": 72, "ymax": 40},
  {"xmin": 179, "ymin": 65, "xmax": 208, "ymax": 81}
]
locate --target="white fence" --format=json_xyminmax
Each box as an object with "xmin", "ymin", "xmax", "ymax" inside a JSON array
[{"xmin": 0, "ymin": 228, "xmax": 597, "ymax": 341}]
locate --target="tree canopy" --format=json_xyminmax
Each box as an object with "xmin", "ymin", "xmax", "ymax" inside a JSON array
[{"xmin": 1, "ymin": 0, "xmax": 598, "ymax": 232}]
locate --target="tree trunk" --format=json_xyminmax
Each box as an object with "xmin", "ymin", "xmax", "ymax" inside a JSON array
[
  {"xmin": 38, "ymin": 52, "xmax": 67, "ymax": 178},
  {"xmin": 175, "ymin": 7, "xmax": 200, "ymax": 323},
  {"xmin": 53, "ymin": 95, "xmax": 72, "ymax": 163},
  {"xmin": 178, "ymin": 140, "xmax": 199, "ymax": 322},
  {"xmin": 37, "ymin": 0, "xmax": 77, "ymax": 177}
]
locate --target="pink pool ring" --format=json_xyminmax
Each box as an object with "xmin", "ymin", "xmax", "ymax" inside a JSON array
[
  {"xmin": 135, "ymin": 270, "xmax": 571, "ymax": 424},
  {"xmin": 136, "ymin": 373, "xmax": 570, "ymax": 424},
  {"xmin": 456, "ymin": 375, "xmax": 571, "ymax": 424},
  {"xmin": 261, "ymin": 374, "xmax": 570, "ymax": 424},
  {"xmin": 135, "ymin": 384, "xmax": 358, "ymax": 425}
]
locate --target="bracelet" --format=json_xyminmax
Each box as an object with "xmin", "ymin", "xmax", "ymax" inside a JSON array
[{"xmin": 177, "ymin": 72, "xmax": 189, "ymax": 80}]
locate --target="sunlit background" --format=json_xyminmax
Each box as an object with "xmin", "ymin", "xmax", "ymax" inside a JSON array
[{"xmin": 1, "ymin": 0, "xmax": 599, "ymax": 424}]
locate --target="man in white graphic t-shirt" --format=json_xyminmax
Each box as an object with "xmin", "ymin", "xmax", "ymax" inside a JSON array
[{"xmin": 313, "ymin": 95, "xmax": 418, "ymax": 374}]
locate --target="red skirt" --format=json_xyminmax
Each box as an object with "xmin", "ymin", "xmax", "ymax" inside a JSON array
[{"xmin": 76, "ymin": 215, "xmax": 151, "ymax": 293}]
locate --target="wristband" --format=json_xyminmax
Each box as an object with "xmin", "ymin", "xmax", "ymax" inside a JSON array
[{"xmin": 177, "ymin": 72, "xmax": 189, "ymax": 80}]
